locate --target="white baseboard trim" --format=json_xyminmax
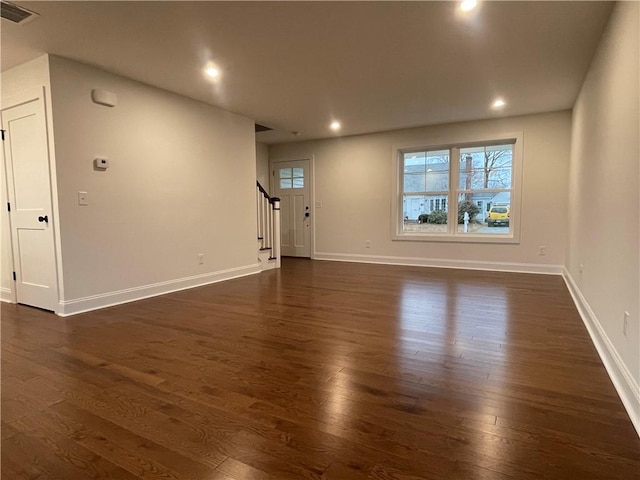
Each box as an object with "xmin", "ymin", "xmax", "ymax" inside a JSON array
[
  {"xmin": 1, "ymin": 287, "xmax": 14, "ymax": 303},
  {"xmin": 258, "ymin": 250, "xmax": 278, "ymax": 271},
  {"xmin": 314, "ymin": 252, "xmax": 563, "ymax": 275},
  {"xmin": 562, "ymin": 267, "xmax": 640, "ymax": 437},
  {"xmin": 57, "ymin": 263, "xmax": 261, "ymax": 317}
]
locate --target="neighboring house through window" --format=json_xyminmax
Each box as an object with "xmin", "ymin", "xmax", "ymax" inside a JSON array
[{"xmin": 392, "ymin": 133, "xmax": 523, "ymax": 243}]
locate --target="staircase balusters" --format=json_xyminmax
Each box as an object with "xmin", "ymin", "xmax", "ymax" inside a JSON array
[{"xmin": 256, "ymin": 181, "xmax": 280, "ymax": 268}]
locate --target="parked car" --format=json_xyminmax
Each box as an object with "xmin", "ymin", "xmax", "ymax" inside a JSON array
[{"xmin": 487, "ymin": 205, "xmax": 510, "ymax": 227}]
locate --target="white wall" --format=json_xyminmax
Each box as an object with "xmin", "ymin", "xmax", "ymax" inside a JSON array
[
  {"xmin": 47, "ymin": 56, "xmax": 259, "ymax": 313},
  {"xmin": 1, "ymin": 55, "xmax": 60, "ymax": 303},
  {"xmin": 566, "ymin": 2, "xmax": 639, "ymax": 431},
  {"xmin": 256, "ymin": 142, "xmax": 270, "ymax": 193},
  {"xmin": 270, "ymin": 111, "xmax": 571, "ymax": 272},
  {"xmin": 1, "ymin": 54, "xmax": 50, "ymax": 99}
]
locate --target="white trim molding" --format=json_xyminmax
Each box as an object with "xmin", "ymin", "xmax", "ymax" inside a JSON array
[
  {"xmin": 270, "ymin": 155, "xmax": 316, "ymax": 259},
  {"xmin": 57, "ymin": 263, "xmax": 261, "ymax": 317},
  {"xmin": 1, "ymin": 287, "xmax": 15, "ymax": 303},
  {"xmin": 314, "ymin": 252, "xmax": 563, "ymax": 275},
  {"xmin": 390, "ymin": 132, "xmax": 524, "ymax": 245},
  {"xmin": 563, "ymin": 268, "xmax": 640, "ymax": 437}
]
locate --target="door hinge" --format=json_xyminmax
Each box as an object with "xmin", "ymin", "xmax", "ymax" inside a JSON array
[
  {"xmin": 12, "ymin": 271, "xmax": 16, "ymax": 281},
  {"xmin": 7, "ymin": 202, "xmax": 10, "ymax": 212},
  {"xmin": 1, "ymin": 130, "xmax": 5, "ymax": 141}
]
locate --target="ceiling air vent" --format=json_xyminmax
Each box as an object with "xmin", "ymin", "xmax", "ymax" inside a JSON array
[
  {"xmin": 1, "ymin": 1, "xmax": 38, "ymax": 24},
  {"xmin": 255, "ymin": 123, "xmax": 273, "ymax": 133}
]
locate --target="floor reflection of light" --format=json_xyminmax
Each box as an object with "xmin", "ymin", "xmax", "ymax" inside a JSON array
[
  {"xmin": 319, "ymin": 325, "xmax": 354, "ymax": 434},
  {"xmin": 388, "ymin": 273, "xmax": 517, "ymax": 476},
  {"xmin": 398, "ymin": 282, "xmax": 448, "ymax": 335},
  {"xmin": 454, "ymin": 282, "xmax": 509, "ymax": 360},
  {"xmin": 395, "ymin": 280, "xmax": 454, "ymax": 385},
  {"xmin": 453, "ymin": 281, "xmax": 511, "ymax": 476},
  {"xmin": 324, "ymin": 380, "xmax": 350, "ymax": 436},
  {"xmin": 397, "ymin": 278, "xmax": 510, "ymax": 360}
]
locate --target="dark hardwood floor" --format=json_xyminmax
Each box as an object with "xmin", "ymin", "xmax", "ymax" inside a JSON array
[{"xmin": 2, "ymin": 258, "xmax": 639, "ymax": 479}]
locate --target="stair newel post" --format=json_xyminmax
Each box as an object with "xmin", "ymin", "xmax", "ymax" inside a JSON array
[
  {"xmin": 256, "ymin": 181, "xmax": 281, "ymax": 270},
  {"xmin": 263, "ymin": 192, "xmax": 268, "ymax": 246},
  {"xmin": 271, "ymin": 197, "xmax": 281, "ymax": 268},
  {"xmin": 256, "ymin": 188, "xmax": 262, "ymax": 245},
  {"xmin": 260, "ymin": 197, "xmax": 269, "ymax": 248},
  {"xmin": 267, "ymin": 197, "xmax": 272, "ymax": 249},
  {"xmin": 265, "ymin": 196, "xmax": 271, "ymax": 249}
]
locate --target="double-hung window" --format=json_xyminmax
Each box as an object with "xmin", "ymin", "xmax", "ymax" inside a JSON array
[
  {"xmin": 402, "ymin": 149, "xmax": 450, "ymax": 233},
  {"xmin": 393, "ymin": 134, "xmax": 522, "ymax": 243}
]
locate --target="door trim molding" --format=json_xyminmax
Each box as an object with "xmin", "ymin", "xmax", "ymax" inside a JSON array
[
  {"xmin": 270, "ymin": 155, "xmax": 315, "ymax": 259},
  {"xmin": 2, "ymin": 85, "xmax": 62, "ymax": 313}
]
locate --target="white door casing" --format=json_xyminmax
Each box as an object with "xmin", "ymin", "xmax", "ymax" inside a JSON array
[
  {"xmin": 2, "ymin": 88, "xmax": 59, "ymax": 311},
  {"xmin": 273, "ymin": 159, "xmax": 311, "ymax": 257}
]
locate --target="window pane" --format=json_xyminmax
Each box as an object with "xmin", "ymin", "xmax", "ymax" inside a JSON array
[
  {"xmin": 426, "ymin": 171, "xmax": 449, "ymax": 191},
  {"xmin": 402, "ymin": 194, "xmax": 448, "ymax": 234},
  {"xmin": 404, "ymin": 173, "xmax": 426, "ymax": 192},
  {"xmin": 280, "ymin": 178, "xmax": 292, "ymax": 189},
  {"xmin": 459, "ymin": 145, "xmax": 512, "ymax": 190},
  {"xmin": 292, "ymin": 167, "xmax": 303, "ymax": 177},
  {"xmin": 425, "ymin": 150, "xmax": 450, "ymax": 191},
  {"xmin": 457, "ymin": 192, "xmax": 511, "ymax": 234},
  {"xmin": 292, "ymin": 177, "xmax": 304, "ymax": 188},
  {"xmin": 280, "ymin": 168, "xmax": 292, "ymax": 179},
  {"xmin": 404, "ymin": 153, "xmax": 426, "ymax": 173},
  {"xmin": 403, "ymin": 150, "xmax": 449, "ymax": 193}
]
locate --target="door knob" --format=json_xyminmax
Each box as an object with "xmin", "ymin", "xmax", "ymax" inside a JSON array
[{"xmin": 38, "ymin": 215, "xmax": 48, "ymax": 223}]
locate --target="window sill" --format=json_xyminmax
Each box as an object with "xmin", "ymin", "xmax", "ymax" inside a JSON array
[{"xmin": 392, "ymin": 232, "xmax": 520, "ymax": 244}]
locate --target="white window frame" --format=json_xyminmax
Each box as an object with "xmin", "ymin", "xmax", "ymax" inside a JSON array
[{"xmin": 391, "ymin": 132, "xmax": 523, "ymax": 244}]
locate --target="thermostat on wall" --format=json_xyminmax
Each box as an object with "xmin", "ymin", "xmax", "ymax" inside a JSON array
[{"xmin": 94, "ymin": 158, "xmax": 109, "ymax": 169}]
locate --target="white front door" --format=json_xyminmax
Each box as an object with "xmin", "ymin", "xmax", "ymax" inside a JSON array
[
  {"xmin": 273, "ymin": 159, "xmax": 311, "ymax": 257},
  {"xmin": 2, "ymin": 88, "xmax": 58, "ymax": 311}
]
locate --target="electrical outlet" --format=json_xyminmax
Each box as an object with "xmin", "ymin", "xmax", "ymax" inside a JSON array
[
  {"xmin": 538, "ymin": 245, "xmax": 546, "ymax": 256},
  {"xmin": 197, "ymin": 254, "xmax": 204, "ymax": 265},
  {"xmin": 623, "ymin": 311, "xmax": 629, "ymax": 337},
  {"xmin": 365, "ymin": 240, "xmax": 371, "ymax": 248}
]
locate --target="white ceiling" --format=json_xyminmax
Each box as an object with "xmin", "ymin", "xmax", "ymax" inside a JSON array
[{"xmin": 1, "ymin": 1, "xmax": 613, "ymax": 144}]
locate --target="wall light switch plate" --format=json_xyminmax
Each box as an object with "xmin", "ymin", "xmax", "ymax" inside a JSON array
[{"xmin": 78, "ymin": 191, "xmax": 88, "ymax": 206}]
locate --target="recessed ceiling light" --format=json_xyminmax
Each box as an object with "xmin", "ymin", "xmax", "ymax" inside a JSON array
[
  {"xmin": 330, "ymin": 121, "xmax": 341, "ymax": 131},
  {"xmin": 460, "ymin": 0, "xmax": 478, "ymax": 12},
  {"xmin": 491, "ymin": 98, "xmax": 506, "ymax": 109},
  {"xmin": 204, "ymin": 66, "xmax": 220, "ymax": 79}
]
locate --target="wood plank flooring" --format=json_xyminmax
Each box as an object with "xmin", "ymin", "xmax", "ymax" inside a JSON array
[{"xmin": 2, "ymin": 258, "xmax": 639, "ymax": 479}]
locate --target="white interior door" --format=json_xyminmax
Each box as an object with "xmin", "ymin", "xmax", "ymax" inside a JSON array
[
  {"xmin": 2, "ymin": 89, "xmax": 58, "ymax": 311},
  {"xmin": 273, "ymin": 159, "xmax": 311, "ymax": 257}
]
